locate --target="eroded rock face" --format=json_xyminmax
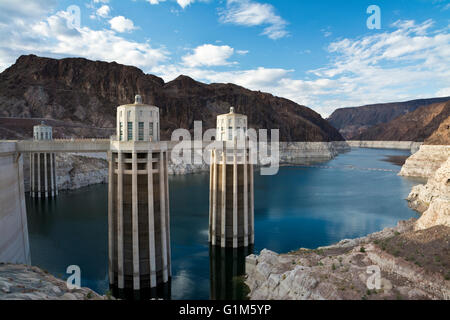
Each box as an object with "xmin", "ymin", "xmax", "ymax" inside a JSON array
[
  {"xmin": 425, "ymin": 116, "xmax": 450, "ymax": 145},
  {"xmin": 245, "ymin": 220, "xmax": 450, "ymax": 300},
  {"xmin": 56, "ymin": 153, "xmax": 108, "ymax": 190},
  {"xmin": 327, "ymin": 98, "xmax": 450, "ymax": 140},
  {"xmin": 408, "ymin": 158, "xmax": 450, "ymax": 231},
  {"xmin": 0, "ymin": 264, "xmax": 106, "ymax": 300},
  {"xmin": 351, "ymin": 101, "xmax": 450, "ymax": 142},
  {"xmin": 399, "ymin": 145, "xmax": 450, "ymax": 179}
]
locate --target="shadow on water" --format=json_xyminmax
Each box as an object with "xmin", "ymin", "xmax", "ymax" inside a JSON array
[
  {"xmin": 110, "ymin": 281, "xmax": 172, "ymax": 300},
  {"xmin": 209, "ymin": 246, "xmax": 254, "ymax": 300},
  {"xmin": 110, "ymin": 245, "xmax": 254, "ymax": 300}
]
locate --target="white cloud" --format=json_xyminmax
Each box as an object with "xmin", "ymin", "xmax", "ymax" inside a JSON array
[
  {"xmin": 96, "ymin": 5, "xmax": 110, "ymax": 18},
  {"xmin": 147, "ymin": 0, "xmax": 166, "ymax": 4},
  {"xmin": 154, "ymin": 19, "xmax": 450, "ymax": 117},
  {"xmin": 0, "ymin": 9, "xmax": 168, "ymax": 73},
  {"xmin": 108, "ymin": 16, "xmax": 136, "ymax": 33},
  {"xmin": 177, "ymin": 0, "xmax": 195, "ymax": 9},
  {"xmin": 147, "ymin": 0, "xmax": 195, "ymax": 9},
  {"xmin": 436, "ymin": 87, "xmax": 450, "ymax": 97},
  {"xmin": 321, "ymin": 27, "xmax": 332, "ymax": 38},
  {"xmin": 219, "ymin": 0, "xmax": 288, "ymax": 39},
  {"xmin": 0, "ymin": 1, "xmax": 448, "ymax": 119},
  {"xmin": 182, "ymin": 44, "xmax": 235, "ymax": 67},
  {"xmin": 0, "ymin": 0, "xmax": 57, "ymax": 24}
]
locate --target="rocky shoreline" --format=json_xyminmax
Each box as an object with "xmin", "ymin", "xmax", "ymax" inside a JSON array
[
  {"xmin": 245, "ymin": 219, "xmax": 449, "ymax": 300},
  {"xmin": 0, "ymin": 263, "xmax": 107, "ymax": 300},
  {"xmin": 22, "ymin": 141, "xmax": 351, "ymax": 192},
  {"xmin": 407, "ymin": 157, "xmax": 450, "ymax": 231},
  {"xmin": 245, "ymin": 144, "xmax": 450, "ymax": 300},
  {"xmin": 399, "ymin": 145, "xmax": 450, "ymax": 179}
]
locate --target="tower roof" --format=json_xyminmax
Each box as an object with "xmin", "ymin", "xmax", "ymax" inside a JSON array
[
  {"xmin": 34, "ymin": 121, "xmax": 51, "ymax": 128},
  {"xmin": 118, "ymin": 95, "xmax": 158, "ymax": 108},
  {"xmin": 218, "ymin": 107, "xmax": 245, "ymax": 118}
]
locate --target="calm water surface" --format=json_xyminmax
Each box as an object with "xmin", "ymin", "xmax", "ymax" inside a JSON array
[{"xmin": 26, "ymin": 148, "xmax": 419, "ymax": 299}]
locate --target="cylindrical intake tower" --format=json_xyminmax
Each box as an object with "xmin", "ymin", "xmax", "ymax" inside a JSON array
[
  {"xmin": 108, "ymin": 95, "xmax": 171, "ymax": 299},
  {"xmin": 30, "ymin": 122, "xmax": 57, "ymax": 198},
  {"xmin": 209, "ymin": 107, "xmax": 254, "ymax": 248}
]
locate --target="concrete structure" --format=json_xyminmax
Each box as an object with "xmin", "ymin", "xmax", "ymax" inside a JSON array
[
  {"xmin": 30, "ymin": 122, "xmax": 57, "ymax": 198},
  {"xmin": 209, "ymin": 107, "xmax": 254, "ymax": 248},
  {"xmin": 116, "ymin": 95, "xmax": 160, "ymax": 142},
  {"xmin": 108, "ymin": 95, "xmax": 171, "ymax": 299},
  {"xmin": 0, "ymin": 142, "xmax": 31, "ymax": 265},
  {"xmin": 216, "ymin": 107, "xmax": 247, "ymax": 142},
  {"xmin": 16, "ymin": 139, "xmax": 110, "ymax": 153}
]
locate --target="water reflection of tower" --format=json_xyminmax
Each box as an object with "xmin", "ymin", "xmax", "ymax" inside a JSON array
[
  {"xmin": 30, "ymin": 122, "xmax": 58, "ymax": 198},
  {"xmin": 209, "ymin": 246, "xmax": 254, "ymax": 300},
  {"xmin": 108, "ymin": 95, "xmax": 171, "ymax": 300},
  {"xmin": 209, "ymin": 107, "xmax": 254, "ymax": 248}
]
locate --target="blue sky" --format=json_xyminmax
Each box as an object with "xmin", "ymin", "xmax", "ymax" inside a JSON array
[{"xmin": 0, "ymin": 0, "xmax": 449, "ymax": 116}]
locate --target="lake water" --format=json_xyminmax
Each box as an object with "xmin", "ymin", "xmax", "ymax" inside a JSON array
[{"xmin": 26, "ymin": 148, "xmax": 419, "ymax": 300}]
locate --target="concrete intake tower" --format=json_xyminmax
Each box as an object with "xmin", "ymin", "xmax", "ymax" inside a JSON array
[
  {"xmin": 108, "ymin": 95, "xmax": 171, "ymax": 299},
  {"xmin": 209, "ymin": 107, "xmax": 254, "ymax": 248},
  {"xmin": 30, "ymin": 122, "xmax": 58, "ymax": 198}
]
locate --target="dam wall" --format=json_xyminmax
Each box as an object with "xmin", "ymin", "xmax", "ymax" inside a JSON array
[
  {"xmin": 0, "ymin": 142, "xmax": 30, "ymax": 265},
  {"xmin": 346, "ymin": 141, "xmax": 423, "ymax": 153}
]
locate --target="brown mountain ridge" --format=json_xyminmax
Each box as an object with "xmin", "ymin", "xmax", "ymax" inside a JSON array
[
  {"xmin": 0, "ymin": 54, "xmax": 344, "ymax": 142},
  {"xmin": 352, "ymin": 101, "xmax": 450, "ymax": 144},
  {"xmin": 328, "ymin": 97, "xmax": 450, "ymax": 139}
]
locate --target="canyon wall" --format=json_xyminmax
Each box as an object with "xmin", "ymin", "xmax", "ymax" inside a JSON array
[
  {"xmin": 407, "ymin": 157, "xmax": 450, "ymax": 231},
  {"xmin": 351, "ymin": 101, "xmax": 450, "ymax": 142},
  {"xmin": 399, "ymin": 145, "xmax": 450, "ymax": 179},
  {"xmin": 328, "ymin": 97, "xmax": 450, "ymax": 139},
  {"xmin": 347, "ymin": 141, "xmax": 422, "ymax": 153}
]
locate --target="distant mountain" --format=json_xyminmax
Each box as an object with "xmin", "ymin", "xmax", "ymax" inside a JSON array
[
  {"xmin": 425, "ymin": 115, "xmax": 450, "ymax": 145},
  {"xmin": 352, "ymin": 101, "xmax": 450, "ymax": 143},
  {"xmin": 0, "ymin": 54, "xmax": 344, "ymax": 142},
  {"xmin": 327, "ymin": 97, "xmax": 450, "ymax": 139}
]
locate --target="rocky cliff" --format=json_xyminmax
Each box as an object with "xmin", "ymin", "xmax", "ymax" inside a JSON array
[
  {"xmin": 328, "ymin": 97, "xmax": 450, "ymax": 139},
  {"xmin": 399, "ymin": 145, "xmax": 450, "ymax": 179},
  {"xmin": 22, "ymin": 153, "xmax": 108, "ymax": 192},
  {"xmin": 407, "ymin": 158, "xmax": 450, "ymax": 231},
  {"xmin": 0, "ymin": 54, "xmax": 344, "ymax": 142},
  {"xmin": 425, "ymin": 116, "xmax": 450, "ymax": 145},
  {"xmin": 352, "ymin": 101, "xmax": 450, "ymax": 142}
]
